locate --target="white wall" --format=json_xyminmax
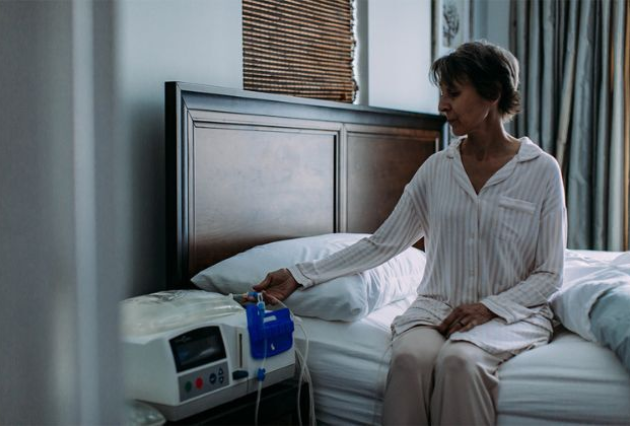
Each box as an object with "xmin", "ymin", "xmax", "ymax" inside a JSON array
[
  {"xmin": 114, "ymin": 0, "xmax": 243, "ymax": 297},
  {"xmin": 366, "ymin": 0, "xmax": 439, "ymax": 113}
]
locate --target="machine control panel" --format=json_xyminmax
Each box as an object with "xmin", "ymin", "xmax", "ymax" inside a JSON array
[{"xmin": 178, "ymin": 360, "xmax": 230, "ymax": 402}]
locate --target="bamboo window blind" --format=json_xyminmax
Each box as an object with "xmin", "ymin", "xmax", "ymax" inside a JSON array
[{"xmin": 243, "ymin": 0, "xmax": 357, "ymax": 103}]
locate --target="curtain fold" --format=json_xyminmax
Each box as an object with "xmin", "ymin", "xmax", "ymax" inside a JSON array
[
  {"xmin": 593, "ymin": 0, "xmax": 611, "ymax": 249},
  {"xmin": 608, "ymin": 0, "xmax": 627, "ymax": 250},
  {"xmin": 567, "ymin": 0, "xmax": 596, "ymax": 249},
  {"xmin": 554, "ymin": 1, "xmax": 577, "ymax": 174},
  {"xmin": 511, "ymin": 0, "xmax": 628, "ymax": 251}
]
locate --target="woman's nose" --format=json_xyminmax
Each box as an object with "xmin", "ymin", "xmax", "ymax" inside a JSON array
[{"xmin": 438, "ymin": 97, "xmax": 450, "ymax": 114}]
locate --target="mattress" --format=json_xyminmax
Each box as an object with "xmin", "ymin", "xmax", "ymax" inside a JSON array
[
  {"xmin": 294, "ymin": 296, "xmax": 414, "ymax": 425},
  {"xmin": 293, "ymin": 250, "xmax": 630, "ymax": 426},
  {"xmin": 496, "ymin": 327, "xmax": 630, "ymax": 425}
]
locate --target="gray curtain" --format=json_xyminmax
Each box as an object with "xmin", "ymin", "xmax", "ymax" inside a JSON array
[{"xmin": 510, "ymin": 0, "xmax": 627, "ymax": 251}]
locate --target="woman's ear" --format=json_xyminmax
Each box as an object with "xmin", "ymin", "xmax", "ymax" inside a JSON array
[
  {"xmin": 492, "ymin": 86, "xmax": 502, "ymax": 106},
  {"xmin": 492, "ymin": 83, "xmax": 503, "ymax": 106}
]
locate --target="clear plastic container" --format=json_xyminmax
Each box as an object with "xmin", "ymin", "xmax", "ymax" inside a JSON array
[
  {"xmin": 124, "ymin": 400, "xmax": 165, "ymax": 426},
  {"xmin": 121, "ymin": 290, "xmax": 243, "ymax": 337}
]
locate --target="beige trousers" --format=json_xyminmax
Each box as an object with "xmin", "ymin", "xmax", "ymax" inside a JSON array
[{"xmin": 382, "ymin": 326, "xmax": 513, "ymax": 426}]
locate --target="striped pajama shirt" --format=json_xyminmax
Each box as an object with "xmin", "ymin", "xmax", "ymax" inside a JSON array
[{"xmin": 288, "ymin": 137, "xmax": 567, "ymax": 354}]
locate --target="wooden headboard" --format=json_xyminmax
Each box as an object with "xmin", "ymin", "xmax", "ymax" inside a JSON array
[{"xmin": 166, "ymin": 82, "xmax": 445, "ymax": 289}]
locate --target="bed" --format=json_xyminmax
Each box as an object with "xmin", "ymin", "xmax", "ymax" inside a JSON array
[{"xmin": 165, "ymin": 82, "xmax": 630, "ymax": 425}]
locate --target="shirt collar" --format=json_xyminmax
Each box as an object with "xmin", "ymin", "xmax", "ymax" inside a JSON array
[{"xmin": 445, "ymin": 137, "xmax": 542, "ymax": 162}]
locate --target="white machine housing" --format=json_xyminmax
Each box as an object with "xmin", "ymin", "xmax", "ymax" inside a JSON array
[{"xmin": 122, "ymin": 295, "xmax": 295, "ymax": 421}]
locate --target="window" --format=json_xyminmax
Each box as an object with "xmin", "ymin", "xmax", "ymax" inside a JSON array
[{"xmin": 242, "ymin": 0, "xmax": 357, "ymax": 102}]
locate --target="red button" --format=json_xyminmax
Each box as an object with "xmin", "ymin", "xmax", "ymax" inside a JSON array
[{"xmin": 195, "ymin": 377, "xmax": 203, "ymax": 389}]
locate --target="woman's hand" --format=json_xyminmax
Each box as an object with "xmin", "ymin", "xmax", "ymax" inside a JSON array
[
  {"xmin": 252, "ymin": 268, "xmax": 301, "ymax": 305},
  {"xmin": 436, "ymin": 303, "xmax": 498, "ymax": 338}
]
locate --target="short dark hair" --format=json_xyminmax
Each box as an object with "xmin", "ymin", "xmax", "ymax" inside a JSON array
[{"xmin": 430, "ymin": 41, "xmax": 521, "ymax": 121}]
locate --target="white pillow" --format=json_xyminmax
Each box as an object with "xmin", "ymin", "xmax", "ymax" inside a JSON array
[
  {"xmin": 551, "ymin": 267, "xmax": 630, "ymax": 341},
  {"xmin": 191, "ymin": 233, "xmax": 426, "ymax": 321},
  {"xmin": 551, "ymin": 251, "xmax": 630, "ymax": 341}
]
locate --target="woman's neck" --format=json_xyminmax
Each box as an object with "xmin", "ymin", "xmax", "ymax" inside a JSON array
[{"xmin": 462, "ymin": 122, "xmax": 518, "ymax": 161}]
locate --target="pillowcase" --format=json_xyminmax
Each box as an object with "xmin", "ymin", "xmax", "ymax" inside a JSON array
[{"xmin": 191, "ymin": 233, "xmax": 426, "ymax": 322}]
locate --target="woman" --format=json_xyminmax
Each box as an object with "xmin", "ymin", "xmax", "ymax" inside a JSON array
[{"xmin": 253, "ymin": 41, "xmax": 567, "ymax": 425}]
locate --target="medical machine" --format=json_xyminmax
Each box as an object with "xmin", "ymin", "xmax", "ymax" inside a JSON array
[{"xmin": 121, "ymin": 290, "xmax": 295, "ymax": 421}]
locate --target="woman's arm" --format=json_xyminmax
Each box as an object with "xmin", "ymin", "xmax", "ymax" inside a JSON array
[
  {"xmin": 253, "ymin": 188, "xmax": 426, "ymax": 303},
  {"xmin": 288, "ymin": 189, "xmax": 426, "ymax": 287},
  {"xmin": 254, "ymin": 158, "xmax": 434, "ymax": 303},
  {"xmin": 481, "ymin": 162, "xmax": 567, "ymax": 324}
]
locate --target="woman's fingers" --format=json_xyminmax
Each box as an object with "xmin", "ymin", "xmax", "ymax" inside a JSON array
[
  {"xmin": 252, "ymin": 269, "xmax": 299, "ymax": 304},
  {"xmin": 252, "ymin": 279, "xmax": 267, "ymax": 292},
  {"xmin": 262, "ymin": 291, "xmax": 281, "ymax": 305},
  {"xmin": 450, "ymin": 317, "xmax": 476, "ymax": 336},
  {"xmin": 437, "ymin": 309, "xmax": 459, "ymax": 334},
  {"xmin": 442, "ymin": 312, "xmax": 481, "ymax": 337},
  {"xmin": 438, "ymin": 303, "xmax": 499, "ymax": 336},
  {"xmin": 445, "ymin": 317, "xmax": 467, "ymax": 337},
  {"xmin": 445, "ymin": 315, "xmax": 487, "ymax": 337}
]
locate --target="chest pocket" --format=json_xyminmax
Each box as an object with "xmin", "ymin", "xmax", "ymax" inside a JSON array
[{"xmin": 496, "ymin": 196, "xmax": 538, "ymax": 241}]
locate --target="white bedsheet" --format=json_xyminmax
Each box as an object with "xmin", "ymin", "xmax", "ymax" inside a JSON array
[{"xmin": 292, "ymin": 249, "xmax": 630, "ymax": 426}]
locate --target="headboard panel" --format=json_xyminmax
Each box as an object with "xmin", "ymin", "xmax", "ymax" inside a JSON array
[
  {"xmin": 189, "ymin": 113, "xmax": 340, "ymax": 273},
  {"xmin": 166, "ymin": 82, "xmax": 445, "ymax": 289},
  {"xmin": 345, "ymin": 125, "xmax": 441, "ymax": 233}
]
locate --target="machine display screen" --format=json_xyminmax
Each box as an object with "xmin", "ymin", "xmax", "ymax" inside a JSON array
[{"xmin": 170, "ymin": 326, "xmax": 226, "ymax": 373}]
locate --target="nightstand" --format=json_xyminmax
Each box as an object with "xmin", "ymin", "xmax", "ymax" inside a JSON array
[{"xmin": 167, "ymin": 377, "xmax": 310, "ymax": 425}]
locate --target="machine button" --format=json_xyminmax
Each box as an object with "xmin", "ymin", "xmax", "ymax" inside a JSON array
[
  {"xmin": 185, "ymin": 381, "xmax": 192, "ymax": 393},
  {"xmin": 218, "ymin": 368, "xmax": 224, "ymax": 376},
  {"xmin": 209, "ymin": 373, "xmax": 217, "ymax": 384},
  {"xmin": 195, "ymin": 377, "xmax": 203, "ymax": 389},
  {"xmin": 219, "ymin": 376, "xmax": 224, "ymax": 384},
  {"xmin": 232, "ymin": 370, "xmax": 249, "ymax": 380}
]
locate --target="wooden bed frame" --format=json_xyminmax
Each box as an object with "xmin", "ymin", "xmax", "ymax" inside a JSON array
[{"xmin": 165, "ymin": 82, "xmax": 445, "ymax": 289}]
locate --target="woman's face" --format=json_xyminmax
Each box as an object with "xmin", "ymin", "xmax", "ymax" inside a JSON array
[{"xmin": 438, "ymin": 80, "xmax": 498, "ymax": 136}]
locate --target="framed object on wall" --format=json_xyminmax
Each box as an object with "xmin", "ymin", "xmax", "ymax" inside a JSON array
[{"xmin": 432, "ymin": 0, "xmax": 472, "ymax": 60}]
